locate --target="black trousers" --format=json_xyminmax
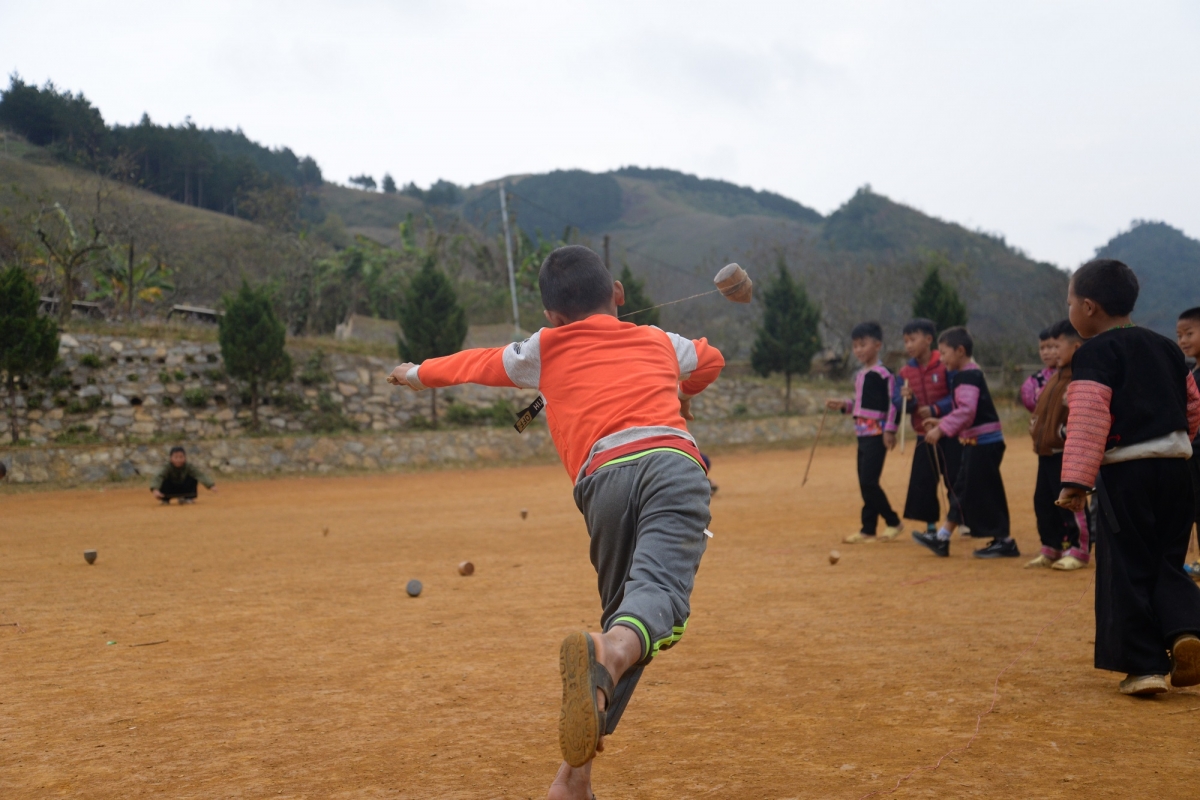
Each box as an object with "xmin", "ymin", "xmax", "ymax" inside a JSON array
[
  {"xmin": 946, "ymin": 441, "xmax": 1009, "ymax": 539},
  {"xmin": 858, "ymin": 435, "xmax": 899, "ymax": 535},
  {"xmin": 1034, "ymin": 453, "xmax": 1081, "ymax": 552},
  {"xmin": 1189, "ymin": 455, "xmax": 1200, "ymax": 547},
  {"xmin": 159, "ymin": 476, "xmax": 198, "ymax": 499},
  {"xmin": 1094, "ymin": 458, "xmax": 1200, "ymax": 675},
  {"xmin": 903, "ymin": 438, "xmax": 963, "ymax": 524}
]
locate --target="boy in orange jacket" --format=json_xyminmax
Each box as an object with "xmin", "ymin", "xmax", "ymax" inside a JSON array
[{"xmin": 388, "ymin": 245, "xmax": 724, "ymax": 799}]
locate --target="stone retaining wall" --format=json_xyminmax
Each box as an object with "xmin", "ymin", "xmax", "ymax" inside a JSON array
[
  {"xmin": 0, "ymin": 414, "xmax": 854, "ymax": 485},
  {"xmin": 5, "ymin": 333, "xmax": 830, "ymax": 446}
]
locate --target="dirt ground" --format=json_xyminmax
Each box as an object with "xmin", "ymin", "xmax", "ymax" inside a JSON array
[{"xmin": 3, "ymin": 443, "xmax": 1199, "ymax": 799}]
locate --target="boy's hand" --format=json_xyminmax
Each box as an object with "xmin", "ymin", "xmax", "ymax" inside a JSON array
[
  {"xmin": 1056, "ymin": 486, "xmax": 1087, "ymax": 512},
  {"xmin": 883, "ymin": 431, "xmax": 896, "ymax": 450},
  {"xmin": 922, "ymin": 417, "xmax": 940, "ymax": 431},
  {"xmin": 679, "ymin": 395, "xmax": 695, "ymax": 421},
  {"xmin": 916, "ymin": 405, "xmax": 932, "ymax": 420},
  {"xmin": 824, "ymin": 398, "xmax": 843, "ymax": 411},
  {"xmin": 387, "ymin": 363, "xmax": 418, "ymax": 389},
  {"xmin": 924, "ymin": 425, "xmax": 944, "ymax": 445},
  {"xmin": 152, "ymin": 489, "xmax": 165, "ymax": 499},
  {"xmin": 900, "ymin": 384, "xmax": 913, "ymax": 401}
]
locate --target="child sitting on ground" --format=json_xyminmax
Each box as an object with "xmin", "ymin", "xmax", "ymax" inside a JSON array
[
  {"xmin": 387, "ymin": 245, "xmax": 724, "ymax": 800},
  {"xmin": 1027, "ymin": 320, "xmax": 1091, "ymax": 571},
  {"xmin": 150, "ymin": 446, "xmax": 217, "ymax": 504},
  {"xmin": 1057, "ymin": 259, "xmax": 1200, "ymax": 696},
  {"xmin": 825, "ymin": 321, "xmax": 902, "ymax": 543},
  {"xmin": 1020, "ymin": 326, "xmax": 1059, "ymax": 412},
  {"xmin": 894, "ymin": 318, "xmax": 961, "ymax": 539},
  {"xmin": 913, "ymin": 327, "xmax": 1019, "ymax": 558},
  {"xmin": 1178, "ymin": 306, "xmax": 1200, "ymax": 579}
]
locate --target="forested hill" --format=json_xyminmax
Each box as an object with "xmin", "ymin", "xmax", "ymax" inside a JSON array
[
  {"xmin": 1093, "ymin": 221, "xmax": 1200, "ymax": 335},
  {"xmin": 0, "ymin": 76, "xmax": 322, "ymax": 218}
]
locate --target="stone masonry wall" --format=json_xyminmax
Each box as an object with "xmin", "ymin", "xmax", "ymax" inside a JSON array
[
  {"xmin": 0, "ymin": 415, "xmax": 853, "ymax": 486},
  {"xmin": 4, "ymin": 333, "xmax": 830, "ymax": 447}
]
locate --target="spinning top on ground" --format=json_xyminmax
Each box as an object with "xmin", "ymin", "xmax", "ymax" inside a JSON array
[
  {"xmin": 406, "ymin": 579, "xmax": 422, "ymax": 597},
  {"xmin": 457, "ymin": 561, "xmax": 475, "ymax": 576},
  {"xmin": 520, "ymin": 508, "xmax": 528, "ymax": 520},
  {"xmin": 829, "ymin": 550, "xmax": 841, "ymax": 565},
  {"xmin": 84, "ymin": 549, "xmax": 97, "ymax": 565},
  {"xmin": 713, "ymin": 263, "xmax": 754, "ymax": 303}
]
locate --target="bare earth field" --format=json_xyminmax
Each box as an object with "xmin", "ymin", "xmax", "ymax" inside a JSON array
[{"xmin": 3, "ymin": 444, "xmax": 1198, "ymax": 799}]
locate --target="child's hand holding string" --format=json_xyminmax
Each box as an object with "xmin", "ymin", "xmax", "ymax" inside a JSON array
[
  {"xmin": 387, "ymin": 363, "xmax": 419, "ymax": 389},
  {"xmin": 1055, "ymin": 486, "xmax": 1087, "ymax": 512},
  {"xmin": 922, "ymin": 417, "xmax": 943, "ymax": 444}
]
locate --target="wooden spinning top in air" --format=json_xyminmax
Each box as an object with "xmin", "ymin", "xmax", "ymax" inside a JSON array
[{"xmin": 713, "ymin": 263, "xmax": 753, "ymax": 303}]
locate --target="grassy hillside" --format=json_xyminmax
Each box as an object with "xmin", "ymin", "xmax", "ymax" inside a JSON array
[{"xmin": 1093, "ymin": 221, "xmax": 1200, "ymax": 335}]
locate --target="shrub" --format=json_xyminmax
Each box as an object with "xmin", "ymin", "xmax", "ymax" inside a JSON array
[
  {"xmin": 53, "ymin": 395, "xmax": 69, "ymax": 408},
  {"xmin": 158, "ymin": 371, "xmax": 172, "ymax": 384},
  {"xmin": 272, "ymin": 391, "xmax": 308, "ymax": 412},
  {"xmin": 203, "ymin": 368, "xmax": 226, "ymax": 382},
  {"xmin": 25, "ymin": 391, "xmax": 45, "ymax": 410},
  {"xmin": 173, "ymin": 369, "xmax": 186, "ymax": 381},
  {"xmin": 183, "ymin": 388, "xmax": 210, "ymax": 408},
  {"xmin": 406, "ymin": 414, "xmax": 434, "ymax": 430},
  {"xmin": 732, "ymin": 403, "xmax": 749, "ymax": 417},
  {"xmin": 162, "ymin": 396, "xmax": 174, "ymax": 407},
  {"xmin": 79, "ymin": 353, "xmax": 103, "ymax": 368},
  {"xmin": 297, "ymin": 350, "xmax": 330, "ymax": 386},
  {"xmin": 444, "ymin": 401, "xmax": 476, "ymax": 426},
  {"xmin": 48, "ymin": 374, "xmax": 71, "ymax": 391},
  {"xmin": 126, "ymin": 374, "xmax": 138, "ymax": 382}
]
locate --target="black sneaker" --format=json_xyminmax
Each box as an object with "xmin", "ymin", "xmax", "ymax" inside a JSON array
[
  {"xmin": 912, "ymin": 530, "xmax": 949, "ymax": 557},
  {"xmin": 974, "ymin": 538, "xmax": 1021, "ymax": 559}
]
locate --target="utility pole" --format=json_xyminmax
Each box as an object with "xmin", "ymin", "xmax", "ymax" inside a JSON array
[
  {"xmin": 603, "ymin": 234, "xmax": 610, "ymax": 271},
  {"xmin": 499, "ymin": 186, "xmax": 521, "ymax": 342}
]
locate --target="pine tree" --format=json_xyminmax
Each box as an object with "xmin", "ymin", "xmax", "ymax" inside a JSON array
[
  {"xmin": 750, "ymin": 257, "xmax": 822, "ymax": 413},
  {"xmin": 617, "ymin": 264, "xmax": 660, "ymax": 326},
  {"xmin": 398, "ymin": 255, "xmax": 468, "ymax": 427},
  {"xmin": 219, "ymin": 282, "xmax": 293, "ymax": 426},
  {"xmin": 912, "ymin": 263, "xmax": 968, "ymax": 332},
  {"xmin": 0, "ymin": 266, "xmax": 60, "ymax": 443}
]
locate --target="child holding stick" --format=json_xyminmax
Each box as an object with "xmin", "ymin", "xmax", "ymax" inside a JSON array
[
  {"xmin": 388, "ymin": 245, "xmax": 724, "ymax": 798},
  {"xmin": 1057, "ymin": 260, "xmax": 1200, "ymax": 695},
  {"xmin": 1178, "ymin": 306, "xmax": 1200, "ymax": 578},
  {"xmin": 825, "ymin": 322, "xmax": 902, "ymax": 543},
  {"xmin": 912, "ymin": 327, "xmax": 1019, "ymax": 558},
  {"xmin": 894, "ymin": 319, "xmax": 961, "ymax": 538}
]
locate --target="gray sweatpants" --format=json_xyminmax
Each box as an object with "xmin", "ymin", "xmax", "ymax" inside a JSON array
[{"xmin": 572, "ymin": 449, "xmax": 711, "ymax": 732}]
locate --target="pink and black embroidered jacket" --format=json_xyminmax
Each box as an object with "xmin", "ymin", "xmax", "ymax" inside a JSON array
[
  {"xmin": 838, "ymin": 362, "xmax": 899, "ymax": 437},
  {"xmin": 936, "ymin": 363, "xmax": 1004, "ymax": 444},
  {"xmin": 1062, "ymin": 327, "xmax": 1200, "ymax": 489}
]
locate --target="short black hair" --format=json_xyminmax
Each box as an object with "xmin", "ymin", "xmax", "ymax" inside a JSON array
[
  {"xmin": 1052, "ymin": 319, "xmax": 1081, "ymax": 340},
  {"xmin": 1038, "ymin": 326, "xmax": 1054, "ymax": 341},
  {"xmin": 938, "ymin": 326, "xmax": 973, "ymax": 357},
  {"xmin": 902, "ymin": 318, "xmax": 937, "ymax": 338},
  {"xmin": 1179, "ymin": 307, "xmax": 1200, "ymax": 323},
  {"xmin": 169, "ymin": 446, "xmax": 186, "ymax": 456},
  {"xmin": 1071, "ymin": 258, "xmax": 1139, "ymax": 317},
  {"xmin": 851, "ymin": 321, "xmax": 883, "ymax": 342},
  {"xmin": 538, "ymin": 245, "xmax": 614, "ymax": 320}
]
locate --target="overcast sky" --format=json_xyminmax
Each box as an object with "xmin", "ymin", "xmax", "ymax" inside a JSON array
[{"xmin": 3, "ymin": 1, "xmax": 1198, "ymax": 267}]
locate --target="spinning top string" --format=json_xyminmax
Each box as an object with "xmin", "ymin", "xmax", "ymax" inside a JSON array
[
  {"xmin": 619, "ymin": 289, "xmax": 720, "ymax": 319},
  {"xmin": 618, "ymin": 263, "xmax": 753, "ymax": 319}
]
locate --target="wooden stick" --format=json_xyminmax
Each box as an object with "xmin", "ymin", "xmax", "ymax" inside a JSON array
[
  {"xmin": 802, "ymin": 407, "xmax": 829, "ymax": 487},
  {"xmin": 900, "ymin": 379, "xmax": 910, "ymax": 455}
]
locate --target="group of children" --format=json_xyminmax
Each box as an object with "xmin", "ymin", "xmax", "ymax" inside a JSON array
[
  {"xmin": 831, "ymin": 259, "xmax": 1200, "ymax": 696},
  {"xmin": 829, "ymin": 319, "xmax": 1019, "ymax": 559}
]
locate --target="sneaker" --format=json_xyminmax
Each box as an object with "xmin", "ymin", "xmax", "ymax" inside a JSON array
[
  {"xmin": 959, "ymin": 525, "xmax": 973, "ymax": 538},
  {"xmin": 1185, "ymin": 562, "xmax": 1200, "ymax": 581},
  {"xmin": 878, "ymin": 524, "xmax": 903, "ymax": 542},
  {"xmin": 180, "ymin": 498, "xmax": 195, "ymax": 505},
  {"xmin": 159, "ymin": 498, "xmax": 171, "ymax": 505},
  {"xmin": 974, "ymin": 538, "xmax": 1021, "ymax": 559},
  {"xmin": 1025, "ymin": 554, "xmax": 1056, "ymax": 569},
  {"xmin": 1171, "ymin": 634, "xmax": 1200, "ymax": 687},
  {"xmin": 843, "ymin": 532, "xmax": 877, "ymax": 544},
  {"xmin": 1051, "ymin": 555, "xmax": 1086, "ymax": 571},
  {"xmin": 1118, "ymin": 674, "xmax": 1168, "ymax": 696},
  {"xmin": 912, "ymin": 530, "xmax": 949, "ymax": 557}
]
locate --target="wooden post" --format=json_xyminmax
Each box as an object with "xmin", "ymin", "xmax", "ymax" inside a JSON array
[{"xmin": 499, "ymin": 186, "xmax": 520, "ymax": 342}]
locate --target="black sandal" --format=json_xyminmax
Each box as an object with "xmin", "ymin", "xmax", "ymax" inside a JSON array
[{"xmin": 558, "ymin": 631, "xmax": 614, "ymax": 767}]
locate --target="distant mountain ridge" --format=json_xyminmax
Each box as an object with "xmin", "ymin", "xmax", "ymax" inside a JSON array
[{"xmin": 1093, "ymin": 221, "xmax": 1200, "ymax": 335}]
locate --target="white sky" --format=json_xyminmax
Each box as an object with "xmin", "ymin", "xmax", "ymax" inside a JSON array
[{"xmin": 3, "ymin": 1, "xmax": 1198, "ymax": 267}]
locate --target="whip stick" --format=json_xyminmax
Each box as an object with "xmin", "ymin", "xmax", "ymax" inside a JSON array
[
  {"xmin": 802, "ymin": 407, "xmax": 829, "ymax": 487},
  {"xmin": 900, "ymin": 379, "xmax": 909, "ymax": 455}
]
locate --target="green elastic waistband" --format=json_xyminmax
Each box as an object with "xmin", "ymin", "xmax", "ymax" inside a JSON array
[{"xmin": 595, "ymin": 447, "xmax": 703, "ymax": 473}]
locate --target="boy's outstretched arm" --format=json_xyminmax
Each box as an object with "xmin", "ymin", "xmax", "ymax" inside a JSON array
[
  {"xmin": 672, "ymin": 334, "xmax": 724, "ymax": 421},
  {"xmin": 388, "ymin": 334, "xmax": 544, "ymax": 391}
]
